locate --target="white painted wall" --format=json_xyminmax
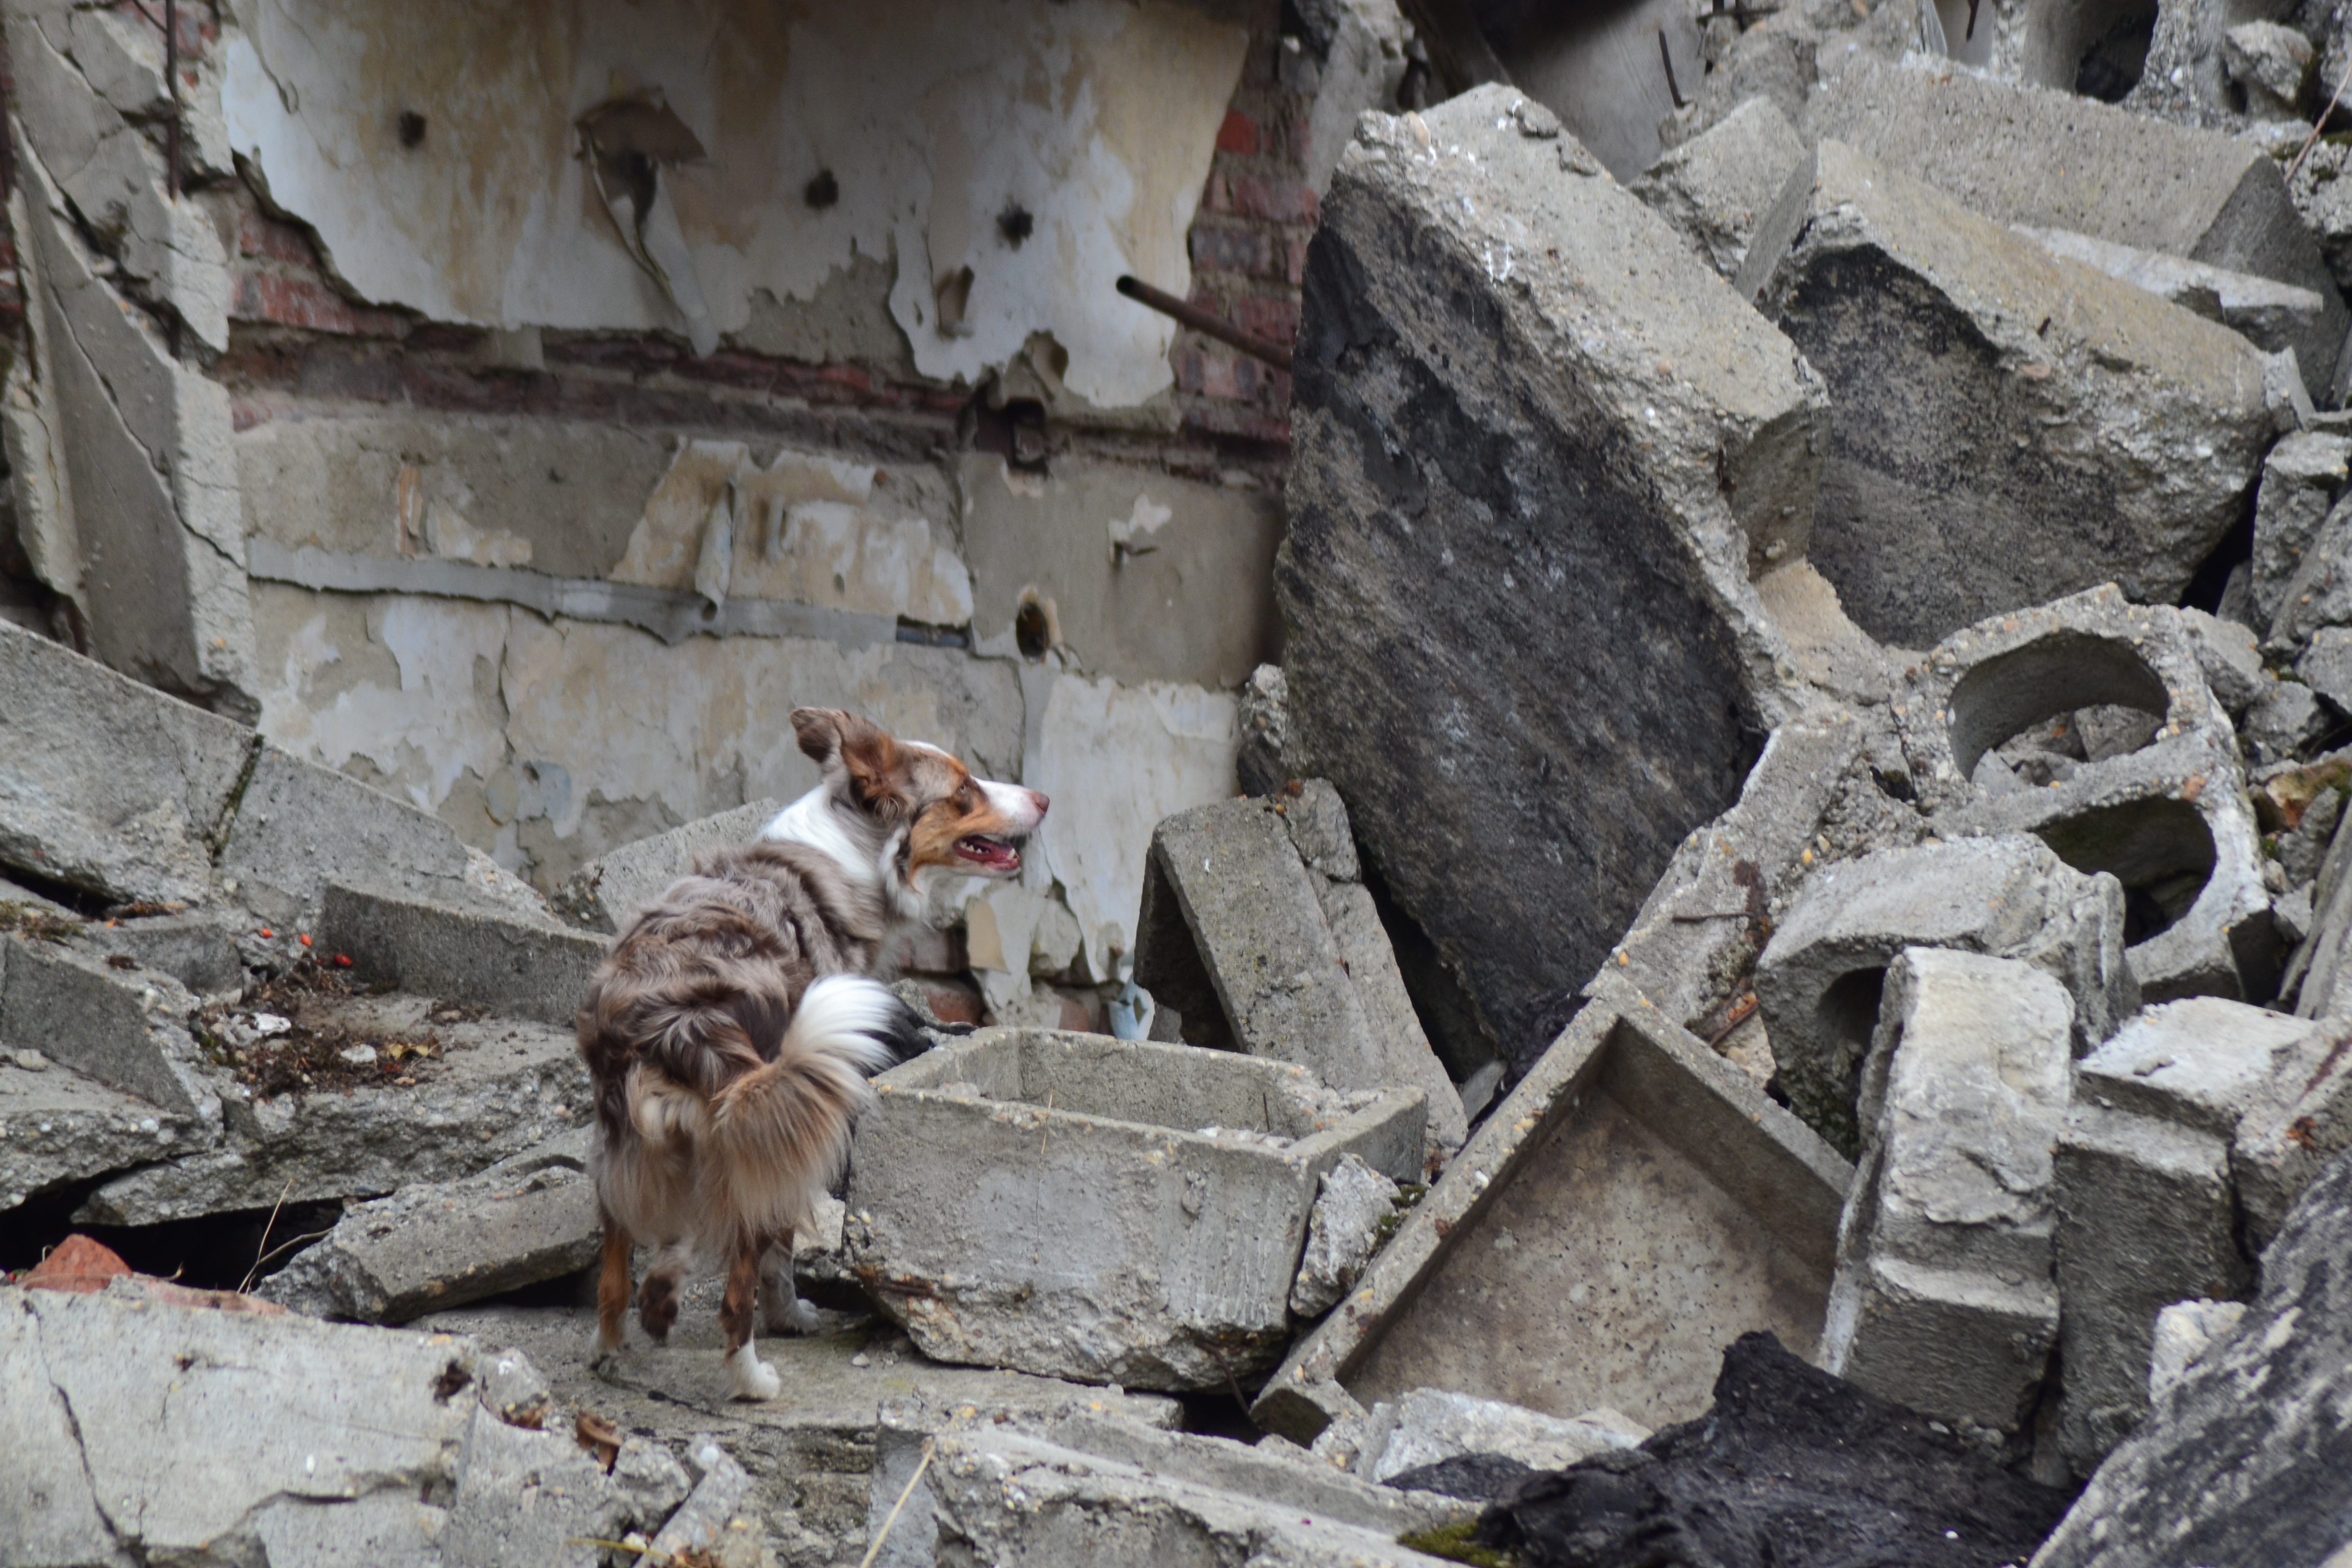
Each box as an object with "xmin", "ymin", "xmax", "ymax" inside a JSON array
[{"xmin": 221, "ymin": 0, "xmax": 1248, "ymax": 406}]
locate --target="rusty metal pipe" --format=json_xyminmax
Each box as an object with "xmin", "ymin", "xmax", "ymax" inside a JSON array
[{"xmin": 1116, "ymin": 274, "xmax": 1293, "ymax": 374}]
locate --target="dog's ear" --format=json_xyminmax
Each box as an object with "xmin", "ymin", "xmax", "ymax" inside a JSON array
[
  {"xmin": 792, "ymin": 707, "xmax": 853, "ymax": 765},
  {"xmin": 794, "ymin": 708, "xmax": 910, "ymax": 817}
]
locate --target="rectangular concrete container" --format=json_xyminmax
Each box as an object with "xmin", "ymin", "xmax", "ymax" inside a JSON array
[{"xmin": 844, "ymin": 1027, "xmax": 1425, "ymax": 1390}]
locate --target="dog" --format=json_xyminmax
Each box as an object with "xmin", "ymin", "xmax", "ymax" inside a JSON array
[{"xmin": 577, "ymin": 706, "xmax": 1047, "ymax": 1399}]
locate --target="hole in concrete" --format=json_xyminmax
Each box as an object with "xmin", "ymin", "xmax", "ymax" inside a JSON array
[
  {"xmin": 1946, "ymin": 630, "xmax": 2170, "ymax": 779},
  {"xmin": 0, "ymin": 1184, "xmax": 346, "ymax": 1289},
  {"xmin": 2037, "ymin": 796, "xmax": 2216, "ymax": 944},
  {"xmin": 804, "ymin": 168, "xmax": 839, "ymax": 209},
  {"xmin": 0, "ymin": 860, "xmax": 116, "ymax": 919},
  {"xmin": 1013, "ymin": 595, "xmax": 1052, "ymax": 660},
  {"xmin": 998, "ymin": 203, "xmax": 1034, "ymax": 248},
  {"xmin": 2069, "ymin": 1, "xmax": 2159, "ymax": 100},
  {"xmin": 397, "ymin": 110, "xmax": 426, "ymax": 149},
  {"xmin": 2181, "ymin": 504, "xmax": 2255, "ymax": 616},
  {"xmin": 1814, "ymin": 966, "xmax": 1888, "ymax": 1082}
]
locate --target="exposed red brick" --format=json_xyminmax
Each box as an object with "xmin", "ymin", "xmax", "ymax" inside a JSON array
[
  {"xmin": 21, "ymin": 1233, "xmax": 130, "ymax": 1292},
  {"xmin": 1224, "ymin": 173, "xmax": 1318, "ymax": 226},
  {"xmin": 231, "ymin": 272, "xmax": 408, "ymax": 338},
  {"xmin": 1230, "ymin": 295, "xmax": 1301, "ymax": 346},
  {"xmin": 238, "ymin": 208, "xmax": 316, "ymax": 265},
  {"xmin": 1189, "ymin": 223, "xmax": 1279, "ymax": 279},
  {"xmin": 913, "ymin": 977, "xmax": 984, "ymax": 1026},
  {"xmin": 1215, "ymin": 110, "xmax": 1261, "ymax": 156}
]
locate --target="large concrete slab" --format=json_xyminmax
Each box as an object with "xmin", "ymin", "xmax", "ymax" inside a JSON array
[
  {"xmin": 0, "ymin": 618, "xmax": 254, "ymax": 906},
  {"xmin": 0, "ymin": 1049, "xmax": 208, "ymax": 1213},
  {"xmin": 845, "ymin": 1026, "xmax": 1424, "ymax": 1389},
  {"xmin": 548, "ymin": 798, "xmax": 783, "ymax": 934},
  {"xmin": 76, "ymin": 994, "xmax": 590, "ymax": 1224},
  {"xmin": 1255, "ymin": 1003, "xmax": 1850, "ymax": 1437},
  {"xmin": 1279, "ymin": 86, "xmax": 1827, "ymax": 1072},
  {"xmin": 1740, "ymin": 138, "xmax": 2273, "ymax": 648},
  {"xmin": 317, "ymin": 883, "xmax": 608, "ymax": 1032},
  {"xmin": 1, "ymin": 932, "xmax": 213, "ymax": 1116},
  {"xmin": 1807, "ymin": 47, "xmax": 2349, "ymax": 402}
]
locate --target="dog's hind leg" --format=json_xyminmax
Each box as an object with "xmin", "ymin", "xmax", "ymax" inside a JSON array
[
  {"xmin": 637, "ymin": 1237, "xmax": 692, "ymax": 1344},
  {"xmin": 594, "ymin": 1208, "xmax": 633, "ymax": 1360},
  {"xmin": 722, "ymin": 1232, "xmax": 783, "ymax": 1401},
  {"xmin": 758, "ymin": 1230, "xmax": 821, "ymax": 1335}
]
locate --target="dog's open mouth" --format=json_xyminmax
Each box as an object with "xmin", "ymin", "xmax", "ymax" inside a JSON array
[{"xmin": 954, "ymin": 834, "xmax": 1024, "ymax": 873}]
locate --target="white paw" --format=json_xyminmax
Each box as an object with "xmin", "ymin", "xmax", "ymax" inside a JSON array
[
  {"xmin": 728, "ymin": 1342, "xmax": 782, "ymax": 1402},
  {"xmin": 773, "ymin": 1295, "xmax": 822, "ymax": 1335}
]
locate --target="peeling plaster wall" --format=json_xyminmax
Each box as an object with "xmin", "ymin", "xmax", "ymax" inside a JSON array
[{"xmin": 220, "ymin": 0, "xmax": 1250, "ymax": 407}]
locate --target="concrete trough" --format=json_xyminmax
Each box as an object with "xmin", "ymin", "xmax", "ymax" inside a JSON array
[
  {"xmin": 842, "ymin": 1026, "xmax": 1425, "ymax": 1391},
  {"xmin": 1254, "ymin": 1002, "xmax": 1849, "ymax": 1439}
]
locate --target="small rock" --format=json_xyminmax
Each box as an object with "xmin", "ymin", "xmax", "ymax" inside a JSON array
[
  {"xmin": 1289, "ymin": 1154, "xmax": 1402, "ymax": 1317},
  {"xmin": 2298, "ymin": 626, "xmax": 2352, "ymax": 715},
  {"xmin": 251, "ymin": 1013, "xmax": 292, "ymax": 1037},
  {"xmin": 12, "ymin": 1048, "xmax": 48, "ymax": 1071},
  {"xmin": 2147, "ymin": 1298, "xmax": 2247, "ymax": 1405},
  {"xmin": 2222, "ymin": 21, "xmax": 2314, "ymax": 117},
  {"xmin": 338, "ymin": 1043, "xmax": 378, "ymax": 1067},
  {"xmin": 2276, "ymin": 883, "xmax": 2316, "ymax": 945},
  {"xmin": 2246, "ymin": 680, "xmax": 2329, "ymax": 763}
]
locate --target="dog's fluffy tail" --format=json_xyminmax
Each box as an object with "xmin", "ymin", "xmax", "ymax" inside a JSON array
[{"xmin": 700, "ymin": 975, "xmax": 905, "ymax": 1247}]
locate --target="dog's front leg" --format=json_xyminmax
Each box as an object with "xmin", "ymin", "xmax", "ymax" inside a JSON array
[{"xmin": 722, "ymin": 1234, "xmax": 782, "ymax": 1401}]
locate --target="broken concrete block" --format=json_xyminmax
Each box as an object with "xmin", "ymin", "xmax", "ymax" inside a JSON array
[
  {"xmin": 77, "ymin": 999, "xmax": 589, "ymax": 1226},
  {"xmin": 317, "ymin": 883, "xmax": 609, "ymax": 1032},
  {"xmin": 2054, "ymin": 1101, "xmax": 2251, "ymax": 1473},
  {"xmin": 2251, "ymin": 432, "xmax": 2352, "ymax": 633},
  {"xmin": 445, "ymin": 1394, "xmax": 681, "ymax": 1568},
  {"xmin": 2145, "ymin": 1297, "xmax": 2245, "ymax": 1404},
  {"xmin": 1257, "ymin": 1003, "xmax": 1849, "ymax": 1435},
  {"xmin": 917, "ymin": 1419, "xmax": 1472, "ymax": 1568},
  {"xmin": 2075, "ymin": 994, "xmax": 2311, "ymax": 1137},
  {"xmin": 2015, "ymin": 225, "xmax": 2330, "ymax": 364},
  {"xmin": 2178, "ymin": 607, "xmax": 2270, "ymax": 717},
  {"xmin": 1739, "ymin": 139, "xmax": 2272, "ymax": 648},
  {"xmin": 2244, "ymin": 677, "xmax": 2327, "ymax": 762},
  {"xmin": 1135, "ymin": 793, "xmax": 1464, "ymax": 1155},
  {"xmin": 1754, "ymin": 836, "xmax": 2130, "ymax": 1157},
  {"xmin": 1289, "ymin": 1151, "xmax": 1400, "ymax": 1317},
  {"xmin": 2221, "ymin": 19, "xmax": 2314, "ymax": 117},
  {"xmin": 549, "ymin": 798, "xmax": 785, "ymax": 934},
  {"xmin": 0, "ymin": 1048, "xmax": 208, "ymax": 1212},
  {"xmin": 1630, "ymin": 96, "xmax": 1809, "ymax": 278},
  {"xmin": 1823, "ymin": 950, "xmax": 2069, "ymax": 1436},
  {"xmin": 1282, "ymin": 86, "xmax": 1828, "ymax": 1074},
  {"xmin": 216, "ymin": 745, "xmax": 547, "ymax": 927},
  {"xmin": 1807, "ymin": 49, "xmax": 2348, "ymax": 402},
  {"xmin": 1480, "ymin": 0, "xmax": 1705, "ymax": 180},
  {"xmin": 1, "ymin": 1284, "xmax": 482, "ymax": 1565},
  {"xmin": 0, "ymin": 618, "xmax": 254, "ymax": 906},
  {"xmin": 2232, "ymin": 1018, "xmax": 2352, "ymax": 1250},
  {"xmin": 2033, "ymin": 1144, "xmax": 2352, "ymax": 1567},
  {"xmin": 1893, "ymin": 587, "xmax": 2273, "ymax": 1009},
  {"xmin": 2299, "ymin": 626, "xmax": 2352, "ymax": 715},
  {"xmin": 651, "ymin": 1442, "xmax": 762, "ymax": 1568},
  {"xmin": 1234, "ymin": 663, "xmax": 1294, "ymax": 798},
  {"xmin": 1355, "ymin": 1389, "xmax": 1645, "ymax": 1485},
  {"xmin": 1590, "ymin": 708, "xmax": 1869, "ymax": 1044},
  {"xmin": 843, "ymin": 1026, "xmax": 1424, "ymax": 1389},
  {"xmin": 1, "ymin": 932, "xmax": 214, "ymax": 1116},
  {"xmin": 258, "ymin": 1140, "xmax": 597, "ymax": 1323}
]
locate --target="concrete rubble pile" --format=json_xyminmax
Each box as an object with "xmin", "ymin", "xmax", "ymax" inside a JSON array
[{"xmin": 15, "ymin": 8, "xmax": 2352, "ymax": 1566}]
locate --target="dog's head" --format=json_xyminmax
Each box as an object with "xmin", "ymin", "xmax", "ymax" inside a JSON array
[{"xmin": 789, "ymin": 708, "xmax": 1046, "ymax": 893}]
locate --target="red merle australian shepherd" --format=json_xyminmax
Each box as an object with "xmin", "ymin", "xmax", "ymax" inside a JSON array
[{"xmin": 577, "ymin": 707, "xmax": 1046, "ymax": 1399}]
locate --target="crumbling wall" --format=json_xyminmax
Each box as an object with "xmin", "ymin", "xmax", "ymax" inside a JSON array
[{"xmin": 0, "ymin": 0, "xmax": 1377, "ymax": 1004}]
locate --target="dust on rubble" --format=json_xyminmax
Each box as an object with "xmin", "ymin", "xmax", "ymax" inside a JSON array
[{"xmin": 193, "ymin": 955, "xmax": 469, "ymax": 1097}]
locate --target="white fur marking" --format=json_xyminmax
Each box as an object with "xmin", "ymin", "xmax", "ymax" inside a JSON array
[
  {"xmin": 977, "ymin": 778, "xmax": 1046, "ymax": 834},
  {"xmin": 761, "ymin": 784, "xmax": 876, "ymax": 888},
  {"xmin": 728, "ymin": 1340, "xmax": 782, "ymax": 1401}
]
